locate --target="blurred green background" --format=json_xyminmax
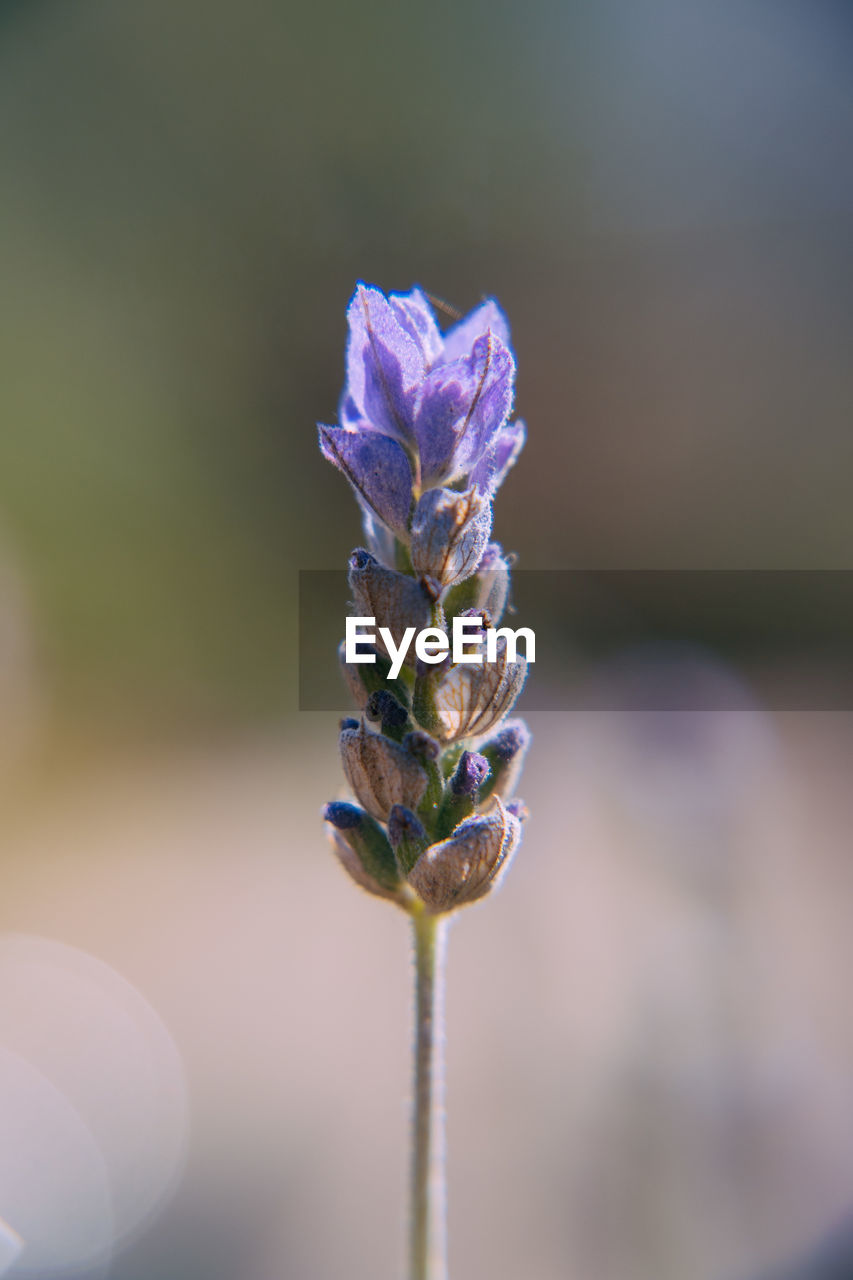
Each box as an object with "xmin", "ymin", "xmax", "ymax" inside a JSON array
[{"xmin": 2, "ymin": 4, "xmax": 853, "ymax": 1280}]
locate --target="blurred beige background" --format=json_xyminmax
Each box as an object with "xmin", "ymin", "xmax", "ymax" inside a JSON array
[{"xmin": 1, "ymin": 2, "xmax": 853, "ymax": 1278}]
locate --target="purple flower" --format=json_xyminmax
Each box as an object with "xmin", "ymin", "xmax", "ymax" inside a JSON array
[{"xmin": 319, "ymin": 284, "xmax": 524, "ymax": 557}]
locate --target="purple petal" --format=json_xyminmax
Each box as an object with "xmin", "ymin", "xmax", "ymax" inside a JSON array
[
  {"xmin": 469, "ymin": 418, "xmax": 526, "ymax": 495},
  {"xmin": 416, "ymin": 332, "xmax": 515, "ymax": 486},
  {"xmin": 344, "ymin": 285, "xmax": 426, "ymax": 444},
  {"xmin": 389, "ymin": 287, "xmax": 443, "ymax": 366},
  {"xmin": 318, "ymin": 423, "xmax": 413, "ymax": 537},
  {"xmin": 412, "ymin": 361, "xmax": 478, "ymax": 488},
  {"xmin": 440, "ymin": 299, "xmax": 511, "ymax": 365}
]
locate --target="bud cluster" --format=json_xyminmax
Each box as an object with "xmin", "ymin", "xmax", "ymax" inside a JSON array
[{"xmin": 319, "ymin": 284, "xmax": 531, "ymax": 916}]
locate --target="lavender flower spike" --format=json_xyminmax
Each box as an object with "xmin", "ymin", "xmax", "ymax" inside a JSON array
[
  {"xmin": 317, "ymin": 282, "xmax": 531, "ymax": 1280},
  {"xmin": 321, "ymin": 283, "xmax": 529, "ymax": 893}
]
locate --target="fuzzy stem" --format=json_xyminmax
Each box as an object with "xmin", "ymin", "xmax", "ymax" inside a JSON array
[{"xmin": 410, "ymin": 908, "xmax": 448, "ymax": 1280}]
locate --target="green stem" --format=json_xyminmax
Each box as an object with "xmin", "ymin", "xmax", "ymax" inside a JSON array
[{"xmin": 410, "ymin": 908, "xmax": 448, "ymax": 1280}]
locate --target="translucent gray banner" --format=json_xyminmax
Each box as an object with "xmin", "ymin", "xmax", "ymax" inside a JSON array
[{"xmin": 299, "ymin": 570, "xmax": 853, "ymax": 711}]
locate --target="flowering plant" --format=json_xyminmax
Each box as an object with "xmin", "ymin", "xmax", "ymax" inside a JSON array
[{"xmin": 319, "ymin": 284, "xmax": 530, "ymax": 1280}]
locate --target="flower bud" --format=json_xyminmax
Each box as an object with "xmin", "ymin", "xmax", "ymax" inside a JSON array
[
  {"xmin": 387, "ymin": 804, "xmax": 430, "ymax": 875},
  {"xmin": 443, "ymin": 542, "xmax": 510, "ymax": 625},
  {"xmin": 410, "ymin": 487, "xmax": 492, "ymax": 587},
  {"xmin": 365, "ymin": 689, "xmax": 410, "ymax": 740},
  {"xmin": 431, "ymin": 634, "xmax": 527, "ymax": 743},
  {"xmin": 450, "ymin": 750, "xmax": 490, "ymax": 797},
  {"xmin": 338, "ymin": 640, "xmax": 411, "ymax": 712},
  {"xmin": 407, "ymin": 798, "xmax": 521, "ymax": 914},
  {"xmin": 348, "ymin": 549, "xmax": 432, "ymax": 667},
  {"xmin": 340, "ymin": 719, "xmax": 428, "ymax": 822},
  {"xmin": 478, "ymin": 719, "xmax": 531, "ymax": 801},
  {"xmin": 435, "ymin": 750, "xmax": 491, "ymax": 839},
  {"xmin": 323, "ymin": 801, "xmax": 404, "ymax": 902}
]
